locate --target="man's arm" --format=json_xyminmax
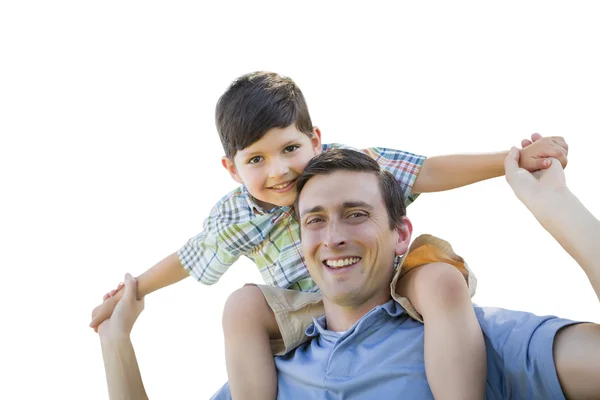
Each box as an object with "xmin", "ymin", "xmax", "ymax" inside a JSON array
[
  {"xmin": 100, "ymin": 334, "xmax": 148, "ymax": 400},
  {"xmin": 504, "ymin": 148, "xmax": 600, "ymax": 399},
  {"xmin": 412, "ymin": 135, "xmax": 568, "ymax": 193},
  {"xmin": 98, "ymin": 273, "xmax": 149, "ymax": 400}
]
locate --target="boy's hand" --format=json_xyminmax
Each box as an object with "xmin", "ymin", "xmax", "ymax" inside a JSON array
[
  {"xmin": 102, "ymin": 282, "xmax": 124, "ymax": 301},
  {"xmin": 90, "ymin": 287, "xmax": 124, "ymax": 332},
  {"xmin": 519, "ymin": 133, "xmax": 568, "ymax": 171}
]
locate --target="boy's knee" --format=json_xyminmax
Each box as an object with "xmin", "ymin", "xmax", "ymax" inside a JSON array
[
  {"xmin": 415, "ymin": 262, "xmax": 469, "ymax": 307},
  {"xmin": 222, "ymin": 285, "xmax": 272, "ymax": 335}
]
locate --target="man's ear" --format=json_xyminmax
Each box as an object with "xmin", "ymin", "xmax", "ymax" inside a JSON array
[
  {"xmin": 395, "ymin": 216, "xmax": 413, "ymax": 256},
  {"xmin": 311, "ymin": 127, "xmax": 322, "ymax": 155},
  {"xmin": 221, "ymin": 157, "xmax": 244, "ymax": 184}
]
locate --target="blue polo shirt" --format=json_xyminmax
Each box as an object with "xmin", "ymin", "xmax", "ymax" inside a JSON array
[{"xmin": 211, "ymin": 300, "xmax": 578, "ymax": 399}]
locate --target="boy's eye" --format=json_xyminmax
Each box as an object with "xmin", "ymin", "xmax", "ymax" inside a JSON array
[
  {"xmin": 283, "ymin": 145, "xmax": 300, "ymax": 153},
  {"xmin": 247, "ymin": 156, "xmax": 263, "ymax": 164}
]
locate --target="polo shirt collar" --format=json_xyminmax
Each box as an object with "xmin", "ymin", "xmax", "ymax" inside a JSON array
[{"xmin": 305, "ymin": 300, "xmax": 407, "ymax": 340}]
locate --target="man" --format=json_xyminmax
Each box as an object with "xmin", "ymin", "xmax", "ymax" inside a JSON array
[{"xmin": 98, "ymin": 148, "xmax": 600, "ymax": 399}]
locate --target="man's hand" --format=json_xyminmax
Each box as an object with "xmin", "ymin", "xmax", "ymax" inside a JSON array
[
  {"xmin": 518, "ymin": 133, "xmax": 568, "ymax": 171},
  {"xmin": 504, "ymin": 147, "xmax": 567, "ymax": 211},
  {"xmin": 97, "ymin": 273, "xmax": 145, "ymax": 339},
  {"xmin": 90, "ymin": 289, "xmax": 123, "ymax": 332}
]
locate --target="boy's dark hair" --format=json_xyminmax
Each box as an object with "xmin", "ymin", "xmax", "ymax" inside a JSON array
[
  {"xmin": 216, "ymin": 71, "xmax": 314, "ymax": 159},
  {"xmin": 295, "ymin": 149, "xmax": 407, "ymax": 229}
]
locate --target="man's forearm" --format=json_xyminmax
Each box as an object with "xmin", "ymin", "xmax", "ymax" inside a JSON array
[
  {"xmin": 100, "ymin": 334, "xmax": 149, "ymax": 400},
  {"xmin": 532, "ymin": 190, "xmax": 600, "ymax": 302},
  {"xmin": 413, "ymin": 151, "xmax": 508, "ymax": 193},
  {"xmin": 136, "ymin": 252, "xmax": 189, "ymax": 298}
]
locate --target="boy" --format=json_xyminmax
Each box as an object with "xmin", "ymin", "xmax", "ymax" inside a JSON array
[{"xmin": 90, "ymin": 71, "xmax": 568, "ymax": 399}]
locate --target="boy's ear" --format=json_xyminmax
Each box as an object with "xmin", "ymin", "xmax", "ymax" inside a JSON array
[
  {"xmin": 394, "ymin": 216, "xmax": 413, "ymax": 256},
  {"xmin": 311, "ymin": 127, "xmax": 322, "ymax": 155},
  {"xmin": 221, "ymin": 157, "xmax": 244, "ymax": 184}
]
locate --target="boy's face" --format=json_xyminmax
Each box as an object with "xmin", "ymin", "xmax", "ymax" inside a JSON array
[{"xmin": 222, "ymin": 125, "xmax": 322, "ymax": 210}]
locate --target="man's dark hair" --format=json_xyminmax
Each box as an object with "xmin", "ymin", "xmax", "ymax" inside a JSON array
[
  {"xmin": 295, "ymin": 149, "xmax": 407, "ymax": 229},
  {"xmin": 215, "ymin": 71, "xmax": 314, "ymax": 159}
]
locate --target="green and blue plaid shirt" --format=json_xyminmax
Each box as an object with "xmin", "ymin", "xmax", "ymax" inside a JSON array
[{"xmin": 178, "ymin": 143, "xmax": 425, "ymax": 292}]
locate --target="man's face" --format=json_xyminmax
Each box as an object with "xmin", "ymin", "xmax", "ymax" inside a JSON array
[
  {"xmin": 299, "ymin": 170, "xmax": 411, "ymax": 308},
  {"xmin": 222, "ymin": 125, "xmax": 322, "ymax": 210}
]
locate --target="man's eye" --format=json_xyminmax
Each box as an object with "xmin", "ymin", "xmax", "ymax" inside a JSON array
[
  {"xmin": 283, "ymin": 145, "xmax": 299, "ymax": 153},
  {"xmin": 306, "ymin": 217, "xmax": 324, "ymax": 225},
  {"xmin": 348, "ymin": 212, "xmax": 367, "ymax": 219},
  {"xmin": 247, "ymin": 156, "xmax": 263, "ymax": 164}
]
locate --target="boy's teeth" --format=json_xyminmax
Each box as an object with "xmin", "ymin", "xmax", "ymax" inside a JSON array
[
  {"xmin": 272, "ymin": 181, "xmax": 291, "ymax": 189},
  {"xmin": 325, "ymin": 257, "xmax": 360, "ymax": 268}
]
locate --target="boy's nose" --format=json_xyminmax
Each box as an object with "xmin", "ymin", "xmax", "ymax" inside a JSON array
[{"xmin": 268, "ymin": 159, "xmax": 290, "ymax": 178}]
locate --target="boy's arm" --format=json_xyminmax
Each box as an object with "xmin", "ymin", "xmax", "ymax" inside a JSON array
[
  {"xmin": 90, "ymin": 252, "xmax": 188, "ymax": 329},
  {"xmin": 412, "ymin": 135, "xmax": 568, "ymax": 193},
  {"xmin": 135, "ymin": 252, "xmax": 189, "ymax": 298}
]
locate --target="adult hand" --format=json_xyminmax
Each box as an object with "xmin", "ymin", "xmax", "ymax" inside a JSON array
[
  {"xmin": 504, "ymin": 147, "xmax": 567, "ymax": 211},
  {"xmin": 98, "ymin": 273, "xmax": 145, "ymax": 339}
]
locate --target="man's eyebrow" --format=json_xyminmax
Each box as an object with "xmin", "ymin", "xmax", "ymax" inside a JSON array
[
  {"xmin": 300, "ymin": 201, "xmax": 373, "ymax": 217},
  {"xmin": 342, "ymin": 201, "xmax": 373, "ymax": 210},
  {"xmin": 300, "ymin": 205, "xmax": 324, "ymax": 218}
]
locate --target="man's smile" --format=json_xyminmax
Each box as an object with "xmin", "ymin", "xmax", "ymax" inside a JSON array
[{"xmin": 323, "ymin": 256, "xmax": 362, "ymax": 270}]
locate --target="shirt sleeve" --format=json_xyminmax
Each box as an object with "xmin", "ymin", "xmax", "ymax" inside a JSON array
[
  {"xmin": 361, "ymin": 147, "xmax": 425, "ymax": 207},
  {"xmin": 324, "ymin": 143, "xmax": 426, "ymax": 207},
  {"xmin": 210, "ymin": 383, "xmax": 231, "ymax": 400},
  {"xmin": 476, "ymin": 306, "xmax": 581, "ymax": 399},
  {"xmin": 177, "ymin": 191, "xmax": 249, "ymax": 285}
]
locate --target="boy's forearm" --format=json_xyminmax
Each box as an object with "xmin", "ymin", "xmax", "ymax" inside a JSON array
[
  {"xmin": 135, "ymin": 252, "xmax": 189, "ymax": 298},
  {"xmin": 531, "ymin": 190, "xmax": 600, "ymax": 302},
  {"xmin": 100, "ymin": 334, "xmax": 149, "ymax": 400},
  {"xmin": 413, "ymin": 151, "xmax": 509, "ymax": 193}
]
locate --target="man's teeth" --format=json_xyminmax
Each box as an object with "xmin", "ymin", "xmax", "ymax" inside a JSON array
[
  {"xmin": 325, "ymin": 257, "xmax": 360, "ymax": 268},
  {"xmin": 272, "ymin": 181, "xmax": 292, "ymax": 189}
]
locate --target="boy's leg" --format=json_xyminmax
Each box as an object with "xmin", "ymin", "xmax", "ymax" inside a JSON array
[
  {"xmin": 395, "ymin": 260, "xmax": 486, "ymax": 400},
  {"xmin": 222, "ymin": 285, "xmax": 280, "ymax": 400}
]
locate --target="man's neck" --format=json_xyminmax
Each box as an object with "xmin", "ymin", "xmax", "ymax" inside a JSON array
[{"xmin": 323, "ymin": 294, "xmax": 392, "ymax": 332}]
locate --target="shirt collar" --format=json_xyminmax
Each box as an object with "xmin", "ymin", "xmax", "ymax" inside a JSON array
[
  {"xmin": 305, "ymin": 300, "xmax": 407, "ymax": 340},
  {"xmin": 240, "ymin": 185, "xmax": 292, "ymax": 215}
]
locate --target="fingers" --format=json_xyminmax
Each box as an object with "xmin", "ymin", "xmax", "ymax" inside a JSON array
[
  {"xmin": 504, "ymin": 147, "xmax": 521, "ymax": 178},
  {"xmin": 89, "ymin": 297, "xmax": 116, "ymax": 328},
  {"xmin": 521, "ymin": 139, "xmax": 533, "ymax": 148},
  {"xmin": 121, "ymin": 273, "xmax": 137, "ymax": 302},
  {"xmin": 534, "ymin": 158, "xmax": 552, "ymax": 170},
  {"xmin": 531, "ymin": 132, "xmax": 543, "ymax": 142}
]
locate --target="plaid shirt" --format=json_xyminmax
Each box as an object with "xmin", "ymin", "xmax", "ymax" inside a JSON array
[{"xmin": 178, "ymin": 143, "xmax": 425, "ymax": 292}]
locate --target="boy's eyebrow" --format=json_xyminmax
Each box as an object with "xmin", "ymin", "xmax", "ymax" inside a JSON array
[
  {"xmin": 300, "ymin": 201, "xmax": 373, "ymax": 218},
  {"xmin": 238, "ymin": 140, "xmax": 298, "ymax": 158}
]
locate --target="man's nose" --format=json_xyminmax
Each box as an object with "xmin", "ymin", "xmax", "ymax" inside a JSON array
[
  {"xmin": 324, "ymin": 220, "xmax": 347, "ymax": 249},
  {"xmin": 268, "ymin": 158, "xmax": 290, "ymax": 178}
]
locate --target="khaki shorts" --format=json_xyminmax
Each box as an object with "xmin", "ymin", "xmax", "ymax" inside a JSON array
[{"xmin": 255, "ymin": 234, "xmax": 477, "ymax": 355}]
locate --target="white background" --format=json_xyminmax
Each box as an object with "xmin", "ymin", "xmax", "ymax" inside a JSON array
[{"xmin": 1, "ymin": 1, "xmax": 599, "ymax": 399}]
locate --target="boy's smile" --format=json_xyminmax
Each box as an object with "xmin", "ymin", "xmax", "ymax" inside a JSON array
[{"xmin": 222, "ymin": 125, "xmax": 322, "ymax": 210}]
